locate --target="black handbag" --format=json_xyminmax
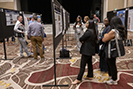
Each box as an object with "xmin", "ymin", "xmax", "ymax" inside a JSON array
[
  {"xmin": 124, "ymin": 39, "xmax": 132, "ymax": 46},
  {"xmin": 14, "ymin": 25, "xmax": 25, "ymax": 37},
  {"xmin": 105, "ymin": 29, "xmax": 125, "ymax": 58},
  {"xmin": 60, "ymin": 49, "xmax": 70, "ymax": 58}
]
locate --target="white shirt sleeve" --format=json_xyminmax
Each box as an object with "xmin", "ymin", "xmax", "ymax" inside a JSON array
[{"xmin": 14, "ymin": 21, "xmax": 22, "ymax": 33}]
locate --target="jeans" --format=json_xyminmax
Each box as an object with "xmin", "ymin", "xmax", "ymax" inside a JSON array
[
  {"xmin": 95, "ymin": 24, "xmax": 99, "ymax": 35},
  {"xmin": 7, "ymin": 37, "xmax": 15, "ymax": 42},
  {"xmin": 18, "ymin": 37, "xmax": 30, "ymax": 57}
]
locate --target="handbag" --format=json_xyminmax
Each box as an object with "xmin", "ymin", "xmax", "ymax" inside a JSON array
[
  {"xmin": 124, "ymin": 39, "xmax": 132, "ymax": 46},
  {"xmin": 105, "ymin": 29, "xmax": 125, "ymax": 58},
  {"xmin": 60, "ymin": 49, "xmax": 70, "ymax": 58}
]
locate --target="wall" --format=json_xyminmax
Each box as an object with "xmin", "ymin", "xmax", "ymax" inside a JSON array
[
  {"xmin": 0, "ymin": 2, "xmax": 14, "ymax": 9},
  {"xmin": 127, "ymin": 0, "xmax": 133, "ymax": 7},
  {"xmin": 108, "ymin": 0, "xmax": 124, "ymax": 11}
]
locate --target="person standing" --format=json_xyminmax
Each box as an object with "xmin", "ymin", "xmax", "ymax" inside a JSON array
[
  {"xmin": 83, "ymin": 16, "xmax": 89, "ymax": 32},
  {"xmin": 102, "ymin": 16, "xmax": 126, "ymax": 85},
  {"xmin": 93, "ymin": 14, "xmax": 100, "ymax": 35},
  {"xmin": 27, "ymin": 15, "xmax": 44, "ymax": 60},
  {"xmin": 72, "ymin": 20, "xmax": 98, "ymax": 84},
  {"xmin": 6, "ymin": 36, "xmax": 15, "ymax": 44},
  {"xmin": 14, "ymin": 15, "xmax": 31, "ymax": 58},
  {"xmin": 73, "ymin": 16, "xmax": 84, "ymax": 51},
  {"xmin": 98, "ymin": 17, "xmax": 110, "ymax": 72},
  {"xmin": 29, "ymin": 15, "xmax": 34, "ymax": 25}
]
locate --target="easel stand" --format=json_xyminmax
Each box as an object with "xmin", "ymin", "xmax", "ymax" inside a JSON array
[
  {"xmin": 0, "ymin": 39, "xmax": 13, "ymax": 60},
  {"xmin": 43, "ymin": 0, "xmax": 69, "ymax": 87}
]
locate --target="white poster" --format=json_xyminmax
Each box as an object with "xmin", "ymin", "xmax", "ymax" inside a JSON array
[
  {"xmin": 23, "ymin": 14, "xmax": 32, "ymax": 35},
  {"xmin": 68, "ymin": 13, "xmax": 70, "ymax": 27},
  {"xmin": 54, "ymin": 4, "xmax": 62, "ymax": 37},
  {"xmin": 128, "ymin": 9, "xmax": 133, "ymax": 32},
  {"xmin": 63, "ymin": 9, "xmax": 66, "ymax": 30},
  {"xmin": 5, "ymin": 10, "xmax": 19, "ymax": 26}
]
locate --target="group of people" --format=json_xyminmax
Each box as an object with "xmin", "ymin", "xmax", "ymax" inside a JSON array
[
  {"xmin": 72, "ymin": 14, "xmax": 126, "ymax": 85},
  {"xmin": 14, "ymin": 15, "xmax": 45, "ymax": 60}
]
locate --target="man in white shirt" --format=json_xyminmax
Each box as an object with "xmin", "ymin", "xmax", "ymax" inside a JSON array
[{"xmin": 14, "ymin": 15, "xmax": 31, "ymax": 58}]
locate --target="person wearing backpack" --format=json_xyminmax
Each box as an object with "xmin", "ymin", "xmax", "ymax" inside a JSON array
[{"xmin": 14, "ymin": 15, "xmax": 31, "ymax": 58}]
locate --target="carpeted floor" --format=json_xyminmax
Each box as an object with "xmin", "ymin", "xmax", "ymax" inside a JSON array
[{"xmin": 0, "ymin": 33, "xmax": 133, "ymax": 89}]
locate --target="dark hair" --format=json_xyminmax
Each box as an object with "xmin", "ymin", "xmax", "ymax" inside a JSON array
[
  {"xmin": 104, "ymin": 17, "xmax": 110, "ymax": 26},
  {"xmin": 110, "ymin": 16, "xmax": 127, "ymax": 40},
  {"xmin": 33, "ymin": 15, "xmax": 37, "ymax": 20},
  {"xmin": 88, "ymin": 20, "xmax": 98, "ymax": 41},
  {"xmin": 75, "ymin": 16, "xmax": 82, "ymax": 25}
]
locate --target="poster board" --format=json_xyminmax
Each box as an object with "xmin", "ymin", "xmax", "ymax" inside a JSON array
[
  {"xmin": 63, "ymin": 9, "xmax": 66, "ymax": 30},
  {"xmin": 0, "ymin": 8, "xmax": 21, "ymax": 40},
  {"xmin": 127, "ymin": 9, "xmax": 133, "ymax": 32},
  {"xmin": 67, "ymin": 12, "xmax": 70, "ymax": 28},
  {"xmin": 53, "ymin": 3, "xmax": 63, "ymax": 37},
  {"xmin": 5, "ymin": 10, "xmax": 19, "ymax": 26},
  {"xmin": 117, "ymin": 10, "xmax": 125, "ymax": 26},
  {"xmin": 23, "ymin": 12, "xmax": 33, "ymax": 35}
]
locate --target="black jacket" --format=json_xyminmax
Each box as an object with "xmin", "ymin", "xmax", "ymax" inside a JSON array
[{"xmin": 79, "ymin": 29, "xmax": 96, "ymax": 56}]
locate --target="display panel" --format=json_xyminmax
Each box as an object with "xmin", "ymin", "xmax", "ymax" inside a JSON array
[
  {"xmin": 5, "ymin": 10, "xmax": 19, "ymax": 26},
  {"xmin": 117, "ymin": 10, "xmax": 125, "ymax": 26},
  {"xmin": 53, "ymin": 3, "xmax": 63, "ymax": 37},
  {"xmin": 127, "ymin": 9, "xmax": 133, "ymax": 32}
]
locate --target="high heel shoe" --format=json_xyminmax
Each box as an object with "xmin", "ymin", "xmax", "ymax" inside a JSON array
[{"xmin": 72, "ymin": 79, "xmax": 81, "ymax": 85}]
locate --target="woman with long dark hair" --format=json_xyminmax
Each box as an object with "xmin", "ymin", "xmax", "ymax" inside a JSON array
[
  {"xmin": 72, "ymin": 20, "xmax": 98, "ymax": 84},
  {"xmin": 102, "ymin": 16, "xmax": 126, "ymax": 85},
  {"xmin": 73, "ymin": 16, "xmax": 84, "ymax": 51}
]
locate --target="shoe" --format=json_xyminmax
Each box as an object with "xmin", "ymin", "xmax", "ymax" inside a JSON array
[
  {"xmin": 41, "ymin": 57, "xmax": 45, "ymax": 60},
  {"xmin": 105, "ymin": 79, "xmax": 118, "ymax": 85},
  {"xmin": 72, "ymin": 79, "xmax": 81, "ymax": 85},
  {"xmin": 20, "ymin": 56, "xmax": 24, "ymax": 58},
  {"xmin": 30, "ymin": 51, "xmax": 33, "ymax": 55},
  {"xmin": 32, "ymin": 58, "xmax": 38, "ymax": 61},
  {"xmin": 28, "ymin": 55, "xmax": 33, "ymax": 58},
  {"xmin": 84, "ymin": 77, "xmax": 94, "ymax": 80}
]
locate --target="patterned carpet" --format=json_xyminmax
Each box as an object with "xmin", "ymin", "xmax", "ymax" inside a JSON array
[{"xmin": 0, "ymin": 33, "xmax": 133, "ymax": 89}]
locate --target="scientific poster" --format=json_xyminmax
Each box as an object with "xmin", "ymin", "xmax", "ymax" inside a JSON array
[
  {"xmin": 127, "ymin": 9, "xmax": 133, "ymax": 32},
  {"xmin": 5, "ymin": 10, "xmax": 19, "ymax": 26},
  {"xmin": 23, "ymin": 14, "xmax": 32, "ymax": 35},
  {"xmin": 53, "ymin": 4, "xmax": 62, "ymax": 37},
  {"xmin": 117, "ymin": 10, "xmax": 125, "ymax": 26},
  {"xmin": 63, "ymin": 9, "xmax": 66, "ymax": 30},
  {"xmin": 68, "ymin": 13, "xmax": 70, "ymax": 27}
]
